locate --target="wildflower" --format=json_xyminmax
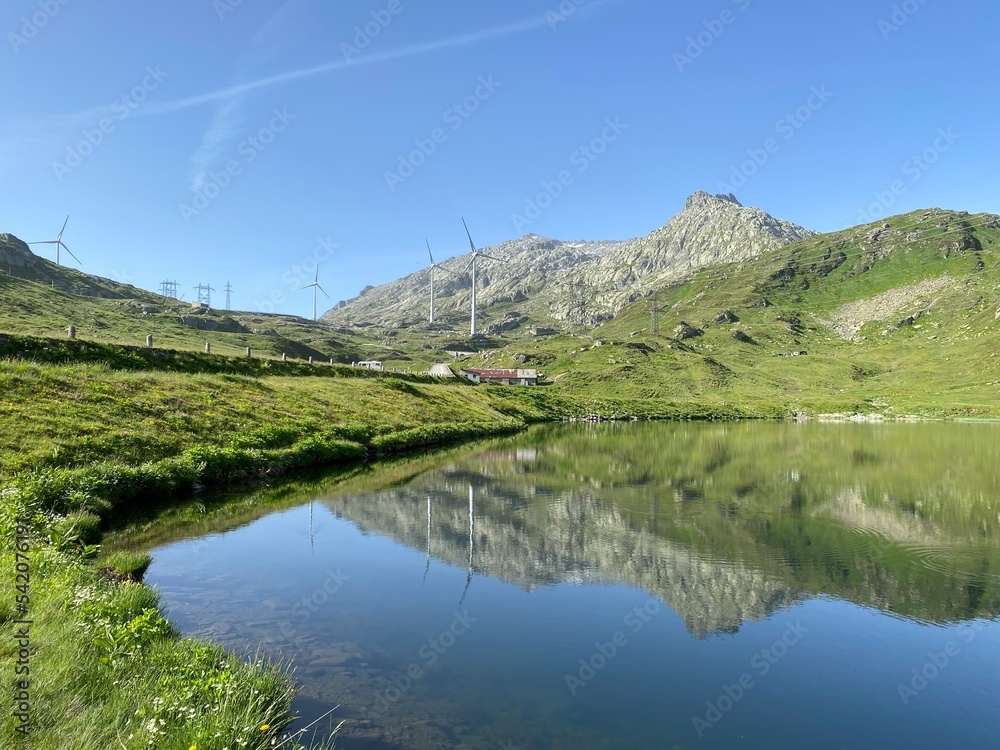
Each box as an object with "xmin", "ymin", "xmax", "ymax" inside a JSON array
[{"xmin": 260, "ymin": 724, "xmax": 270, "ymax": 731}]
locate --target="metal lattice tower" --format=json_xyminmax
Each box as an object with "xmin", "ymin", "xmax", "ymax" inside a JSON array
[
  {"xmin": 194, "ymin": 283, "xmax": 215, "ymax": 307},
  {"xmin": 650, "ymin": 292, "xmax": 660, "ymax": 336},
  {"xmin": 159, "ymin": 279, "xmax": 179, "ymax": 299},
  {"xmin": 223, "ymin": 281, "xmax": 234, "ymax": 311}
]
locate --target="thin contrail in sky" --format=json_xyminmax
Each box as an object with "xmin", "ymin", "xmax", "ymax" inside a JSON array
[
  {"xmin": 9, "ymin": 2, "xmax": 624, "ymax": 150},
  {"xmin": 143, "ymin": 13, "xmax": 560, "ymax": 117}
]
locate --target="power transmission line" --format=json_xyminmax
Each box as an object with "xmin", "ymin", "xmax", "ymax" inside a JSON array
[
  {"xmin": 158, "ymin": 279, "xmax": 179, "ymax": 299},
  {"xmin": 194, "ymin": 283, "xmax": 215, "ymax": 307}
]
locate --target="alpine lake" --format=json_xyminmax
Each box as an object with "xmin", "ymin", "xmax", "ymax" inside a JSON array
[{"xmin": 115, "ymin": 422, "xmax": 1000, "ymax": 749}]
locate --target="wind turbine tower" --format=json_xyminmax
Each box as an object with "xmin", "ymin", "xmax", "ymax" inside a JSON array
[
  {"xmin": 458, "ymin": 484, "xmax": 475, "ymax": 606},
  {"xmin": 29, "ymin": 215, "xmax": 79, "ymax": 266},
  {"xmin": 461, "ymin": 218, "xmax": 505, "ymax": 336},
  {"xmin": 425, "ymin": 240, "xmax": 455, "ymax": 324},
  {"xmin": 303, "ymin": 266, "xmax": 330, "ymax": 321}
]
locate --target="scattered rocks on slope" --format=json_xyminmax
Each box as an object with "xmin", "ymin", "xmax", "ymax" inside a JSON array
[
  {"xmin": 823, "ymin": 275, "xmax": 954, "ymax": 340},
  {"xmin": 869, "ymin": 224, "xmax": 892, "ymax": 244}
]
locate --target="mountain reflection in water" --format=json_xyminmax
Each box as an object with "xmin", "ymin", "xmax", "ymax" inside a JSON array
[
  {"xmin": 144, "ymin": 422, "xmax": 1000, "ymax": 750},
  {"xmin": 325, "ymin": 423, "xmax": 1000, "ymax": 633}
]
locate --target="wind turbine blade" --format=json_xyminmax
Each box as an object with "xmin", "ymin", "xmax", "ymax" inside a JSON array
[
  {"xmin": 58, "ymin": 215, "xmax": 69, "ymax": 240},
  {"xmin": 461, "ymin": 217, "xmax": 477, "ymax": 253},
  {"xmin": 477, "ymin": 253, "xmax": 505, "ymax": 263},
  {"xmin": 314, "ymin": 268, "xmax": 320, "ymax": 284},
  {"xmin": 427, "ymin": 239, "xmax": 435, "ymax": 266},
  {"xmin": 29, "ymin": 241, "xmax": 57, "ymax": 246},
  {"xmin": 463, "ymin": 258, "xmax": 475, "ymax": 276},
  {"xmin": 317, "ymin": 285, "xmax": 330, "ymax": 299},
  {"xmin": 61, "ymin": 243, "xmax": 81, "ymax": 264}
]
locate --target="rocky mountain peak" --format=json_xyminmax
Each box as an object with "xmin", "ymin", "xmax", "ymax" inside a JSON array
[
  {"xmin": 541, "ymin": 193, "xmax": 816, "ymax": 325},
  {"xmin": 684, "ymin": 191, "xmax": 743, "ymax": 210},
  {"xmin": 323, "ymin": 191, "xmax": 815, "ymax": 330}
]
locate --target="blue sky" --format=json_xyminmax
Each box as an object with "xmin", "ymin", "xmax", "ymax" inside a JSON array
[{"xmin": 1, "ymin": 0, "xmax": 997, "ymax": 318}]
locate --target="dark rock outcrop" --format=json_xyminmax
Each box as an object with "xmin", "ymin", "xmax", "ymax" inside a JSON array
[
  {"xmin": 0, "ymin": 234, "xmax": 37, "ymax": 269},
  {"xmin": 673, "ymin": 322, "xmax": 703, "ymax": 340}
]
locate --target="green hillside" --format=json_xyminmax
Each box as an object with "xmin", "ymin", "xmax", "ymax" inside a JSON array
[
  {"xmin": 452, "ymin": 208, "xmax": 1000, "ymax": 416},
  {"xmin": 2, "ymin": 206, "xmax": 999, "ymax": 418},
  {"xmin": 0, "ymin": 272, "xmax": 361, "ymax": 363}
]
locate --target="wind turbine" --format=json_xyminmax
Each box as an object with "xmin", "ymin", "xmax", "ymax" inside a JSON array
[
  {"xmin": 303, "ymin": 266, "xmax": 330, "ymax": 321},
  {"xmin": 423, "ymin": 495, "xmax": 432, "ymax": 584},
  {"xmin": 425, "ymin": 240, "xmax": 456, "ymax": 324},
  {"xmin": 458, "ymin": 484, "xmax": 475, "ymax": 607},
  {"xmin": 309, "ymin": 501, "xmax": 315, "ymax": 556},
  {"xmin": 29, "ymin": 215, "xmax": 79, "ymax": 266},
  {"xmin": 461, "ymin": 218, "xmax": 505, "ymax": 336}
]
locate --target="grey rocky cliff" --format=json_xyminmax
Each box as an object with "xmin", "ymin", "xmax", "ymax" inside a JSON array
[
  {"xmin": 323, "ymin": 192, "xmax": 814, "ymax": 329},
  {"xmin": 541, "ymin": 192, "xmax": 815, "ymax": 324},
  {"xmin": 323, "ymin": 233, "xmax": 630, "ymax": 329},
  {"xmin": 0, "ymin": 234, "xmax": 38, "ymax": 269}
]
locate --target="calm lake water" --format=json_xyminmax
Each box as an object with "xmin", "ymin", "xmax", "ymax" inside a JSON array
[{"xmin": 143, "ymin": 422, "xmax": 1000, "ymax": 749}]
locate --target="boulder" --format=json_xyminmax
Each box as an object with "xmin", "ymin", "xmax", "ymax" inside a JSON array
[{"xmin": 673, "ymin": 322, "xmax": 703, "ymax": 340}]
